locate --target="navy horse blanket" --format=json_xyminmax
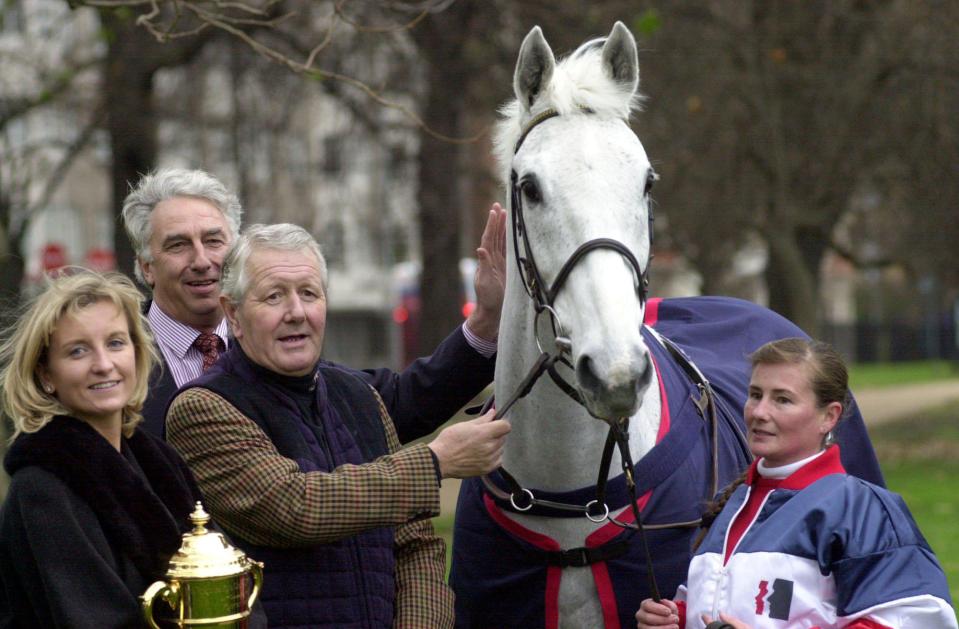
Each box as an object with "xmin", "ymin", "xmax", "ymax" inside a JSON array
[{"xmin": 451, "ymin": 296, "xmax": 884, "ymax": 629}]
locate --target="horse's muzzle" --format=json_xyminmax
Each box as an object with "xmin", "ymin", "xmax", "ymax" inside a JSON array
[{"xmin": 575, "ymin": 350, "xmax": 653, "ymax": 420}]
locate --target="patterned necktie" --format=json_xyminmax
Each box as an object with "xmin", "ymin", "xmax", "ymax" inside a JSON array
[{"xmin": 194, "ymin": 333, "xmax": 222, "ymax": 372}]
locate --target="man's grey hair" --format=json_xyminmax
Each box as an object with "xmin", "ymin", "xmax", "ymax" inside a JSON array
[
  {"xmin": 121, "ymin": 168, "xmax": 243, "ymax": 284},
  {"xmin": 221, "ymin": 223, "xmax": 328, "ymax": 303}
]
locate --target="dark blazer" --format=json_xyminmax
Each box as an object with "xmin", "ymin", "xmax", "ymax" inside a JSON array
[
  {"xmin": 142, "ymin": 363, "xmax": 178, "ymax": 438},
  {"xmin": 141, "ymin": 324, "xmax": 496, "ymax": 443},
  {"xmin": 0, "ymin": 466, "xmax": 156, "ymax": 628}
]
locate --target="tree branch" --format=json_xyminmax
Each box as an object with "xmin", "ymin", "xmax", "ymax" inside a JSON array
[{"xmin": 0, "ymin": 57, "xmax": 102, "ymax": 128}]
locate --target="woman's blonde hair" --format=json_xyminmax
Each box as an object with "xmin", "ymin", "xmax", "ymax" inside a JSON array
[{"xmin": 0, "ymin": 270, "xmax": 158, "ymax": 440}]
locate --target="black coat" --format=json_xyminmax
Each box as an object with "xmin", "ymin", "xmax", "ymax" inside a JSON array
[{"xmin": 0, "ymin": 417, "xmax": 200, "ymax": 628}]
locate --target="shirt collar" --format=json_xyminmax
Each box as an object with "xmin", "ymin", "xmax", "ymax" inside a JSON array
[
  {"xmin": 147, "ymin": 301, "xmax": 229, "ymax": 359},
  {"xmin": 745, "ymin": 445, "xmax": 846, "ymax": 489}
]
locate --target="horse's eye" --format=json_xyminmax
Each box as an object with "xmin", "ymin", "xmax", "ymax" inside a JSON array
[
  {"xmin": 521, "ymin": 179, "xmax": 542, "ymax": 203},
  {"xmin": 644, "ymin": 170, "xmax": 659, "ymax": 196}
]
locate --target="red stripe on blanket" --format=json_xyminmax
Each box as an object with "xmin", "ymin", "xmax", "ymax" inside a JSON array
[
  {"xmin": 484, "ymin": 493, "xmax": 563, "ymax": 629},
  {"xmin": 644, "ymin": 297, "xmax": 662, "ymax": 326},
  {"xmin": 590, "ymin": 561, "xmax": 622, "ymax": 629}
]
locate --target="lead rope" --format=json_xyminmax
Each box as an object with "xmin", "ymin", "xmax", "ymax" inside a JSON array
[{"xmin": 610, "ymin": 418, "xmax": 662, "ymax": 601}]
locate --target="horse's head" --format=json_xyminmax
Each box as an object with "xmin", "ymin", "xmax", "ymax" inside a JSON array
[{"xmin": 496, "ymin": 23, "xmax": 657, "ymax": 422}]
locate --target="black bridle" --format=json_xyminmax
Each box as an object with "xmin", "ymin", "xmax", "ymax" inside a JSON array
[
  {"xmin": 505, "ymin": 109, "xmax": 654, "ymax": 410},
  {"xmin": 487, "ymin": 107, "xmax": 665, "ymax": 599},
  {"xmin": 495, "ymin": 108, "xmax": 655, "ymax": 414}
]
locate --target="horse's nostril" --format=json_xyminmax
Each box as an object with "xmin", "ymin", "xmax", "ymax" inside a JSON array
[
  {"xmin": 576, "ymin": 354, "xmax": 602, "ymax": 393},
  {"xmin": 637, "ymin": 357, "xmax": 653, "ymax": 391}
]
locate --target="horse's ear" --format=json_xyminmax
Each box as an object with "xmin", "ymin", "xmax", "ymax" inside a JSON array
[
  {"xmin": 602, "ymin": 21, "xmax": 639, "ymax": 96},
  {"xmin": 514, "ymin": 25, "xmax": 556, "ymax": 112}
]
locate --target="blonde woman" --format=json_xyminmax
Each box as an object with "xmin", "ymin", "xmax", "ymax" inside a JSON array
[{"xmin": 0, "ymin": 271, "xmax": 203, "ymax": 627}]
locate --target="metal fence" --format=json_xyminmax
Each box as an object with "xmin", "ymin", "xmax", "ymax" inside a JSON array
[{"xmin": 822, "ymin": 318, "xmax": 959, "ymax": 363}]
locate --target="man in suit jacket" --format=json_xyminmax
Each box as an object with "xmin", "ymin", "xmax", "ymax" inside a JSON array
[{"xmin": 122, "ymin": 168, "xmax": 506, "ymax": 443}]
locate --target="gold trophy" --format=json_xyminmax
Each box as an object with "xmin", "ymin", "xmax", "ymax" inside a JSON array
[{"xmin": 141, "ymin": 502, "xmax": 263, "ymax": 628}]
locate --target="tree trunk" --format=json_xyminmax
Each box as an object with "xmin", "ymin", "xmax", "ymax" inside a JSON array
[
  {"xmin": 0, "ymin": 250, "xmax": 24, "ymax": 323},
  {"xmin": 99, "ymin": 10, "xmax": 213, "ymax": 278},
  {"xmin": 411, "ymin": 5, "xmax": 476, "ymax": 356},
  {"xmin": 764, "ymin": 226, "xmax": 820, "ymax": 335},
  {"xmin": 102, "ymin": 12, "xmax": 159, "ymax": 277}
]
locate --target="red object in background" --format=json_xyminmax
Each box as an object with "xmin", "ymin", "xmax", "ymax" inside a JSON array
[
  {"xmin": 85, "ymin": 247, "xmax": 116, "ymax": 272},
  {"xmin": 41, "ymin": 243, "xmax": 67, "ymax": 271},
  {"xmin": 393, "ymin": 306, "xmax": 410, "ymax": 324}
]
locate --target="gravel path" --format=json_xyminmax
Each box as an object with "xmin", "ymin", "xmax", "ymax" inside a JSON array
[{"xmin": 854, "ymin": 379, "xmax": 959, "ymax": 426}]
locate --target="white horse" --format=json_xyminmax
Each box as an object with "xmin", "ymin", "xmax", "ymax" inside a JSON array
[
  {"xmin": 451, "ymin": 22, "xmax": 883, "ymax": 629},
  {"xmin": 487, "ymin": 22, "xmax": 659, "ymax": 628}
]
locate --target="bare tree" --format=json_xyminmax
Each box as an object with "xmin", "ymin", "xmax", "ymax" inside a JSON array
[
  {"xmin": 640, "ymin": 1, "xmax": 959, "ymax": 332},
  {"xmin": 25, "ymin": 0, "xmax": 956, "ymax": 340},
  {"xmin": 98, "ymin": 7, "xmax": 217, "ymax": 272},
  {"xmin": 0, "ymin": 2, "xmax": 104, "ymax": 310}
]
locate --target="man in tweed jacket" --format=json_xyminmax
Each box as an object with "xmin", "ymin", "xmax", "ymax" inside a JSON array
[{"xmin": 167, "ymin": 223, "xmax": 511, "ymax": 628}]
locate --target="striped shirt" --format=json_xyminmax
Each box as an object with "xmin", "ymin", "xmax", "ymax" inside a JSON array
[
  {"xmin": 462, "ymin": 321, "xmax": 497, "ymax": 358},
  {"xmin": 147, "ymin": 303, "xmax": 230, "ymax": 387}
]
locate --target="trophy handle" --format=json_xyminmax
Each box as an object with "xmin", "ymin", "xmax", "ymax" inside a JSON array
[
  {"xmin": 246, "ymin": 560, "xmax": 264, "ymax": 611},
  {"xmin": 141, "ymin": 580, "xmax": 180, "ymax": 629}
]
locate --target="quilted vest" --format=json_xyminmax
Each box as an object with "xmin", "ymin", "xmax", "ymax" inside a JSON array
[{"xmin": 186, "ymin": 347, "xmax": 396, "ymax": 629}]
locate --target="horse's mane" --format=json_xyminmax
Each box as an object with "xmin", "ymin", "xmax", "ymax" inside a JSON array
[{"xmin": 493, "ymin": 36, "xmax": 645, "ymax": 181}]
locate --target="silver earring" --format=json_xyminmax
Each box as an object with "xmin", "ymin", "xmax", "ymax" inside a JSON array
[{"xmin": 43, "ymin": 384, "xmax": 53, "ymax": 394}]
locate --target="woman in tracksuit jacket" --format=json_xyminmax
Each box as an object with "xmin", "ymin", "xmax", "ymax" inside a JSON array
[{"xmin": 636, "ymin": 338, "xmax": 956, "ymax": 629}]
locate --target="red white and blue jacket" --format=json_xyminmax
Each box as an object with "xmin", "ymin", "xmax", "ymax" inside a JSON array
[{"xmin": 678, "ymin": 446, "xmax": 956, "ymax": 628}]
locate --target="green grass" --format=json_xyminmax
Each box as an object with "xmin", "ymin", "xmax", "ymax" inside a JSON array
[
  {"xmin": 870, "ymin": 402, "xmax": 959, "ymax": 608},
  {"xmin": 849, "ymin": 360, "xmax": 959, "ymax": 390}
]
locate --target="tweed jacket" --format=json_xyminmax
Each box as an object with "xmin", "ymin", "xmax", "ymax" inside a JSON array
[{"xmin": 166, "ymin": 379, "xmax": 452, "ymax": 627}]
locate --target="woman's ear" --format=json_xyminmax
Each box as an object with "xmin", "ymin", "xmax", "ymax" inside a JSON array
[
  {"xmin": 820, "ymin": 401, "xmax": 842, "ymax": 435},
  {"xmin": 36, "ymin": 368, "xmax": 53, "ymax": 395}
]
